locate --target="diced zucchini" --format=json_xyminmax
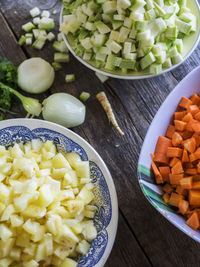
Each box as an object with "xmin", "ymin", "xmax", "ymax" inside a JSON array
[
  {"xmin": 165, "ymin": 26, "xmax": 178, "ymax": 40},
  {"xmin": 171, "ymin": 53, "xmax": 183, "ymax": 64},
  {"xmin": 149, "ymin": 63, "xmax": 162, "ymax": 74},
  {"xmin": 109, "ymin": 40, "xmax": 122, "ymax": 53},
  {"xmin": 53, "ymin": 41, "xmax": 68, "ymax": 52},
  {"xmin": 80, "ymin": 92, "xmax": 90, "ymax": 102},
  {"xmin": 140, "ymin": 52, "xmax": 155, "ymax": 70},
  {"xmin": 52, "ymin": 62, "xmax": 62, "ymax": 71},
  {"xmin": 102, "ymin": 1, "xmax": 117, "ymax": 14},
  {"xmin": 22, "ymin": 22, "xmax": 35, "ymax": 32},
  {"xmin": 33, "ymin": 17, "xmax": 41, "ymax": 25},
  {"xmin": 163, "ymin": 57, "xmax": 172, "ymax": 68},
  {"xmin": 32, "ymin": 39, "xmax": 46, "ymax": 49},
  {"xmin": 30, "ymin": 7, "xmax": 40, "ymax": 17},
  {"xmin": 54, "ymin": 53, "xmax": 70, "ymax": 63},
  {"xmin": 120, "ymin": 59, "xmax": 135, "ymax": 69},
  {"xmin": 113, "ymin": 14, "xmax": 125, "ymax": 21},
  {"xmin": 25, "ymin": 38, "xmax": 32, "ymax": 46},
  {"xmin": 33, "ymin": 29, "xmax": 39, "ymax": 39},
  {"xmin": 95, "ymin": 21, "xmax": 111, "ymax": 34},
  {"xmin": 176, "ymin": 19, "xmax": 192, "ymax": 35},
  {"xmin": 38, "ymin": 17, "xmax": 55, "ymax": 31},
  {"xmin": 65, "ymin": 74, "xmax": 75, "ymax": 83},
  {"xmin": 47, "ymin": 32, "xmax": 55, "ymax": 41},
  {"xmin": 57, "ymin": 33, "xmax": 63, "ymax": 42},
  {"xmin": 174, "ymin": 39, "xmax": 183, "ymax": 53},
  {"xmin": 18, "ymin": 35, "xmax": 26, "ymax": 46},
  {"xmin": 41, "ymin": 10, "xmax": 50, "ymax": 18}
]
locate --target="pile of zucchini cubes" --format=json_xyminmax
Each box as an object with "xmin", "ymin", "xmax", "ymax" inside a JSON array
[
  {"xmin": 18, "ymin": 7, "xmax": 72, "ymax": 76},
  {"xmin": 61, "ymin": 0, "xmax": 196, "ymax": 74}
]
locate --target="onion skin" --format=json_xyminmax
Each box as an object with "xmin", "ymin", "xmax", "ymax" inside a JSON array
[
  {"xmin": 18, "ymin": 57, "xmax": 55, "ymax": 94},
  {"xmin": 42, "ymin": 93, "xmax": 86, "ymax": 128}
]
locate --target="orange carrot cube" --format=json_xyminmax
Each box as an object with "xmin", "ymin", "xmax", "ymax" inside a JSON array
[
  {"xmin": 165, "ymin": 125, "xmax": 175, "ymax": 139},
  {"xmin": 174, "ymin": 120, "xmax": 186, "ymax": 131},
  {"xmin": 180, "ymin": 176, "xmax": 193, "ymax": 189},
  {"xmin": 179, "ymin": 96, "xmax": 192, "ymax": 109},
  {"xmin": 167, "ymin": 147, "xmax": 183, "ymax": 158},
  {"xmin": 183, "ymin": 137, "xmax": 196, "ymax": 153},
  {"xmin": 172, "ymin": 132, "xmax": 183, "ymax": 147},
  {"xmin": 168, "ymin": 192, "xmax": 184, "ymax": 207},
  {"xmin": 169, "ymin": 173, "xmax": 184, "ymax": 185},
  {"xmin": 186, "ymin": 211, "xmax": 200, "ymax": 230},
  {"xmin": 171, "ymin": 160, "xmax": 183, "ymax": 175},
  {"xmin": 178, "ymin": 199, "xmax": 189, "ymax": 215},
  {"xmin": 187, "ymin": 105, "xmax": 199, "ymax": 115}
]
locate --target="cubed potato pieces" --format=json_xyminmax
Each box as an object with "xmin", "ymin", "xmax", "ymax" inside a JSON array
[
  {"xmin": 23, "ymin": 219, "xmax": 45, "ymax": 242},
  {"xmin": 38, "ymin": 184, "xmax": 54, "ymax": 207},
  {"xmin": 77, "ymin": 186, "xmax": 94, "ymax": 204},
  {"xmin": 35, "ymin": 242, "xmax": 46, "ymax": 262},
  {"xmin": 65, "ymin": 152, "xmax": 81, "ymax": 169},
  {"xmin": 0, "ymin": 238, "xmax": 15, "ymax": 257},
  {"xmin": 74, "ymin": 161, "xmax": 90, "ymax": 178},
  {"xmin": 1, "ymin": 204, "xmax": 15, "ymax": 221},
  {"xmin": 10, "ymin": 214, "xmax": 24, "ymax": 227},
  {"xmin": 0, "ymin": 223, "xmax": 13, "ymax": 241},
  {"xmin": 0, "ymin": 258, "xmax": 13, "ymax": 267},
  {"xmin": 0, "ymin": 183, "xmax": 10, "ymax": 200},
  {"xmin": 10, "ymin": 247, "xmax": 21, "ymax": 260},
  {"xmin": 66, "ymin": 200, "xmax": 84, "ymax": 215},
  {"xmin": 76, "ymin": 239, "xmax": 90, "ymax": 255},
  {"xmin": 44, "ymin": 233, "xmax": 53, "ymax": 256},
  {"xmin": 22, "ymin": 205, "xmax": 46, "ymax": 219},
  {"xmin": 52, "ymin": 153, "xmax": 72, "ymax": 169},
  {"xmin": 14, "ymin": 192, "xmax": 39, "ymax": 211},
  {"xmin": 25, "ymin": 260, "xmax": 39, "ymax": 267},
  {"xmin": 61, "ymin": 258, "xmax": 77, "ymax": 267}
]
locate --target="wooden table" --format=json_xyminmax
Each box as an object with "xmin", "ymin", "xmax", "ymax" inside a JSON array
[{"xmin": 1, "ymin": 1, "xmax": 200, "ymax": 266}]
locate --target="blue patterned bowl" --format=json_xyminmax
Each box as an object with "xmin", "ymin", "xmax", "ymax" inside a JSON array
[
  {"xmin": 138, "ymin": 66, "xmax": 200, "ymax": 242},
  {"xmin": 0, "ymin": 118, "xmax": 118, "ymax": 266}
]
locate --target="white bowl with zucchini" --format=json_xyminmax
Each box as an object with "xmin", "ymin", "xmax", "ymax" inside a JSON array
[{"xmin": 60, "ymin": 0, "xmax": 200, "ymax": 79}]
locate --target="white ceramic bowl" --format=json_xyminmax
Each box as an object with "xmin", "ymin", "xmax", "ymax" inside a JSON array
[
  {"xmin": 60, "ymin": 1, "xmax": 200, "ymax": 80},
  {"xmin": 138, "ymin": 65, "xmax": 200, "ymax": 242},
  {"xmin": 0, "ymin": 118, "xmax": 118, "ymax": 266}
]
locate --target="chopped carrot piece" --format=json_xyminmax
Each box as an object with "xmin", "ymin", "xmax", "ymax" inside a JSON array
[
  {"xmin": 191, "ymin": 93, "xmax": 200, "ymax": 105},
  {"xmin": 187, "ymin": 105, "xmax": 199, "ymax": 115},
  {"xmin": 186, "ymin": 211, "xmax": 200, "ymax": 230},
  {"xmin": 197, "ymin": 161, "xmax": 200, "ymax": 173},
  {"xmin": 191, "ymin": 121, "xmax": 200, "ymax": 134},
  {"xmin": 169, "ymin": 173, "xmax": 184, "ymax": 185},
  {"xmin": 150, "ymin": 153, "xmax": 155, "ymax": 160},
  {"xmin": 165, "ymin": 125, "xmax": 175, "ymax": 139},
  {"xmin": 180, "ymin": 177, "xmax": 193, "ymax": 189},
  {"xmin": 182, "ymin": 131, "xmax": 193, "ymax": 139},
  {"xmin": 171, "ymin": 160, "xmax": 183, "ymax": 175},
  {"xmin": 163, "ymin": 193, "xmax": 170, "ymax": 203},
  {"xmin": 182, "ymin": 149, "xmax": 189, "ymax": 163},
  {"xmin": 179, "ymin": 96, "xmax": 192, "ymax": 109},
  {"xmin": 151, "ymin": 161, "xmax": 163, "ymax": 184},
  {"xmin": 159, "ymin": 166, "xmax": 170, "ymax": 182},
  {"xmin": 193, "ymin": 175, "xmax": 200, "ymax": 182},
  {"xmin": 194, "ymin": 111, "xmax": 200, "ymax": 121},
  {"xmin": 162, "ymin": 183, "xmax": 174, "ymax": 194},
  {"xmin": 174, "ymin": 111, "xmax": 187, "ymax": 120},
  {"xmin": 172, "ymin": 132, "xmax": 183, "ymax": 147},
  {"xmin": 179, "ymin": 199, "xmax": 189, "ymax": 215},
  {"xmin": 185, "ymin": 162, "xmax": 194, "ymax": 169},
  {"xmin": 185, "ymin": 168, "xmax": 197, "ymax": 175},
  {"xmin": 176, "ymin": 185, "xmax": 187, "ymax": 196},
  {"xmin": 169, "ymin": 157, "xmax": 180, "ymax": 167},
  {"xmin": 190, "ymin": 148, "xmax": 200, "ymax": 162},
  {"xmin": 192, "ymin": 181, "xmax": 200, "ymax": 189},
  {"xmin": 167, "ymin": 147, "xmax": 183, "ymax": 158},
  {"xmin": 186, "ymin": 119, "xmax": 198, "ymax": 132},
  {"xmin": 183, "ymin": 137, "xmax": 196, "ymax": 153},
  {"xmin": 182, "ymin": 112, "xmax": 193, "ymax": 123},
  {"xmin": 168, "ymin": 192, "xmax": 184, "ymax": 207},
  {"xmin": 193, "ymin": 133, "xmax": 200, "ymax": 147},
  {"xmin": 174, "ymin": 120, "xmax": 186, "ymax": 131},
  {"xmin": 189, "ymin": 190, "xmax": 200, "ymax": 205},
  {"xmin": 154, "ymin": 136, "xmax": 171, "ymax": 164}
]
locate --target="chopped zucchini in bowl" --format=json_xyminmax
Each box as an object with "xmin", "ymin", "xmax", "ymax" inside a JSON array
[{"xmin": 60, "ymin": 0, "xmax": 200, "ymax": 79}]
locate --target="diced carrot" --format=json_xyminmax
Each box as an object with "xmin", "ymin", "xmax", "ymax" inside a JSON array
[
  {"xmin": 154, "ymin": 136, "xmax": 171, "ymax": 164},
  {"xmin": 182, "ymin": 112, "xmax": 193, "ymax": 123},
  {"xmin": 192, "ymin": 181, "xmax": 200, "ymax": 189},
  {"xmin": 179, "ymin": 96, "xmax": 192, "ymax": 109},
  {"xmin": 167, "ymin": 147, "xmax": 183, "ymax": 158},
  {"xmin": 174, "ymin": 111, "xmax": 186, "ymax": 120},
  {"xmin": 176, "ymin": 185, "xmax": 187, "ymax": 196},
  {"xmin": 191, "ymin": 121, "xmax": 200, "ymax": 134},
  {"xmin": 187, "ymin": 105, "xmax": 199, "ymax": 116},
  {"xmin": 163, "ymin": 193, "xmax": 170, "ymax": 203},
  {"xmin": 150, "ymin": 153, "xmax": 155, "ymax": 160},
  {"xmin": 186, "ymin": 211, "xmax": 200, "ymax": 230},
  {"xmin": 191, "ymin": 93, "xmax": 200, "ymax": 105},
  {"xmin": 178, "ymin": 199, "xmax": 189, "ymax": 215},
  {"xmin": 168, "ymin": 192, "xmax": 184, "ymax": 207},
  {"xmin": 185, "ymin": 168, "xmax": 197, "ymax": 175},
  {"xmin": 189, "ymin": 190, "xmax": 200, "ymax": 205},
  {"xmin": 159, "ymin": 166, "xmax": 170, "ymax": 182},
  {"xmin": 174, "ymin": 120, "xmax": 186, "ymax": 131},
  {"xmin": 172, "ymin": 132, "xmax": 183, "ymax": 147},
  {"xmin": 182, "ymin": 148, "xmax": 189, "ymax": 163},
  {"xmin": 186, "ymin": 119, "xmax": 198, "ymax": 132},
  {"xmin": 151, "ymin": 161, "xmax": 163, "ymax": 184},
  {"xmin": 162, "ymin": 183, "xmax": 174, "ymax": 194},
  {"xmin": 169, "ymin": 173, "xmax": 184, "ymax": 185},
  {"xmin": 190, "ymin": 148, "xmax": 200, "ymax": 162},
  {"xmin": 181, "ymin": 131, "xmax": 193, "ymax": 139},
  {"xmin": 171, "ymin": 160, "xmax": 183, "ymax": 175},
  {"xmin": 183, "ymin": 137, "xmax": 196, "ymax": 153},
  {"xmin": 193, "ymin": 175, "xmax": 200, "ymax": 182},
  {"xmin": 169, "ymin": 157, "xmax": 180, "ymax": 167},
  {"xmin": 194, "ymin": 111, "xmax": 200, "ymax": 121},
  {"xmin": 180, "ymin": 176, "xmax": 193, "ymax": 189},
  {"xmin": 165, "ymin": 125, "xmax": 176, "ymax": 139},
  {"xmin": 193, "ymin": 133, "xmax": 200, "ymax": 147},
  {"xmin": 185, "ymin": 162, "xmax": 194, "ymax": 169}
]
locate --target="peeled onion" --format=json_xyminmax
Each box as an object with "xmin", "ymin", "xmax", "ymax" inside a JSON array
[
  {"xmin": 18, "ymin": 57, "xmax": 55, "ymax": 94},
  {"xmin": 42, "ymin": 93, "xmax": 86, "ymax": 128}
]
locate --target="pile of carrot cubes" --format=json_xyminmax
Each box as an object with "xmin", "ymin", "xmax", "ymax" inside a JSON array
[{"xmin": 152, "ymin": 93, "xmax": 200, "ymax": 231}]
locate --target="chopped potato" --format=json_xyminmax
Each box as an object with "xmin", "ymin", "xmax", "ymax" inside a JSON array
[{"xmin": 0, "ymin": 140, "xmax": 97, "ymax": 266}]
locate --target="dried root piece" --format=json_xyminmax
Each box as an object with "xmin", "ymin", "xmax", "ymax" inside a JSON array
[{"xmin": 96, "ymin": 91, "xmax": 124, "ymax": 136}]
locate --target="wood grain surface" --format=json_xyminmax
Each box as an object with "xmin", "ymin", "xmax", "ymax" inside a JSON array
[{"xmin": 0, "ymin": 0, "xmax": 200, "ymax": 266}]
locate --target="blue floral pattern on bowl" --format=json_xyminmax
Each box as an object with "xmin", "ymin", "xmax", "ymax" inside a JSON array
[{"xmin": 0, "ymin": 125, "xmax": 112, "ymax": 266}]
